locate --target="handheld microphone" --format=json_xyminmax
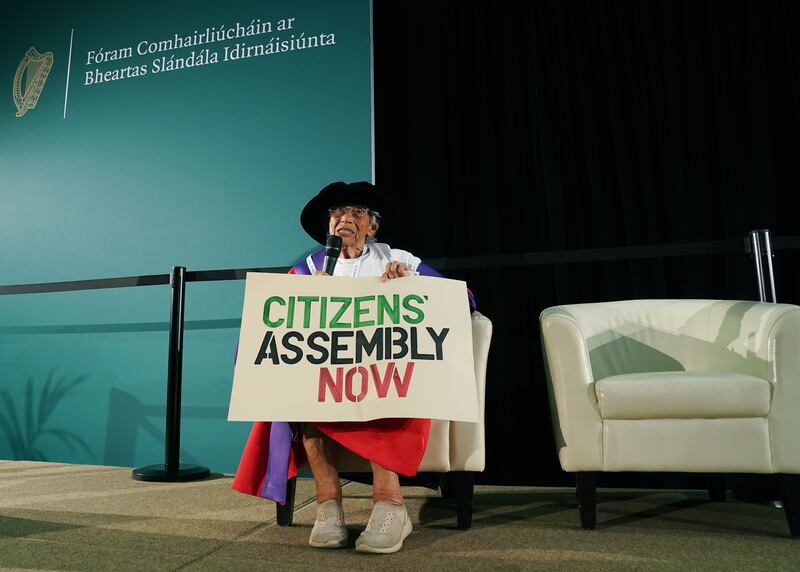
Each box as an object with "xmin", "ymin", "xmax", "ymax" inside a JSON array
[{"xmin": 323, "ymin": 235, "xmax": 343, "ymax": 275}]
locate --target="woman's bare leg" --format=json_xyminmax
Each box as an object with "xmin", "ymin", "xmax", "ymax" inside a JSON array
[
  {"xmin": 302, "ymin": 426, "xmax": 342, "ymax": 502},
  {"xmin": 370, "ymin": 461, "xmax": 404, "ymax": 505}
]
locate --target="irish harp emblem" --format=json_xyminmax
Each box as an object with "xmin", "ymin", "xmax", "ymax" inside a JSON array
[{"xmin": 13, "ymin": 47, "xmax": 54, "ymax": 117}]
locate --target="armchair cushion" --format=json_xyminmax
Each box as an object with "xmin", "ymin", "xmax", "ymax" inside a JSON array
[{"xmin": 595, "ymin": 371, "xmax": 771, "ymax": 419}]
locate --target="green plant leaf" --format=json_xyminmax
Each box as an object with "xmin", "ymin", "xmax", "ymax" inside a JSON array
[
  {"xmin": 41, "ymin": 370, "xmax": 65, "ymax": 425},
  {"xmin": 37, "ymin": 371, "xmax": 55, "ymax": 433},
  {"xmin": 0, "ymin": 388, "xmax": 27, "ymax": 453},
  {"xmin": 40, "ymin": 428, "xmax": 93, "ymax": 457},
  {"xmin": 46, "ymin": 373, "xmax": 87, "ymax": 424},
  {"xmin": 3, "ymin": 372, "xmax": 91, "ymax": 462},
  {"xmin": 24, "ymin": 378, "xmax": 35, "ymax": 453},
  {"xmin": 0, "ymin": 401, "xmax": 24, "ymax": 459}
]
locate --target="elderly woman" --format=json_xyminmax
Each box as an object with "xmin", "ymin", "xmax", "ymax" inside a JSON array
[{"xmin": 232, "ymin": 181, "xmax": 475, "ymax": 554}]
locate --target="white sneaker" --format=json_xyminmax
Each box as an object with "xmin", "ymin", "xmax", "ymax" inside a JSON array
[
  {"xmin": 355, "ymin": 501, "xmax": 412, "ymax": 554},
  {"xmin": 309, "ymin": 499, "xmax": 348, "ymax": 548}
]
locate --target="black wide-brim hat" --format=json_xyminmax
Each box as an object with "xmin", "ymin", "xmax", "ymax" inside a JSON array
[{"xmin": 300, "ymin": 181, "xmax": 396, "ymax": 245}]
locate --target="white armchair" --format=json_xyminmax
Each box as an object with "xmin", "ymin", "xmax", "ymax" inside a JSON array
[
  {"xmin": 277, "ymin": 311, "xmax": 492, "ymax": 529},
  {"xmin": 540, "ymin": 300, "xmax": 800, "ymax": 536}
]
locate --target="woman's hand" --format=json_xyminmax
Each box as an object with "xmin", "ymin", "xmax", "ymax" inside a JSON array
[{"xmin": 381, "ymin": 261, "xmax": 409, "ymax": 282}]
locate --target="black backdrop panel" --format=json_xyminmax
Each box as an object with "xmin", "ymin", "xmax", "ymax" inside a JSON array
[{"xmin": 373, "ymin": 0, "xmax": 800, "ymax": 485}]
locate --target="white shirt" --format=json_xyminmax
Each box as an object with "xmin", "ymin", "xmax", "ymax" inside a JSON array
[{"xmin": 306, "ymin": 242, "xmax": 421, "ymax": 278}]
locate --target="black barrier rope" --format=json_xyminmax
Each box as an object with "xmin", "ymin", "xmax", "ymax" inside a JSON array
[
  {"xmin": 0, "ymin": 266, "xmax": 291, "ymax": 295},
  {"xmin": 0, "ymin": 273, "xmax": 170, "ymax": 295},
  {"xmin": 4, "ymin": 236, "xmax": 800, "ymax": 295}
]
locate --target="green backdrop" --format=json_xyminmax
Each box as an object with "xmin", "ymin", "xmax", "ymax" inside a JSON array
[{"xmin": 0, "ymin": 0, "xmax": 373, "ymax": 473}]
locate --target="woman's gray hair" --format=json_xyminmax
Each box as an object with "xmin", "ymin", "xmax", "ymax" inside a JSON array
[{"xmin": 366, "ymin": 209, "xmax": 381, "ymax": 243}]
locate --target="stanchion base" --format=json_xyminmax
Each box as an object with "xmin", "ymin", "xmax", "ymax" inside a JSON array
[{"xmin": 132, "ymin": 463, "xmax": 210, "ymax": 482}]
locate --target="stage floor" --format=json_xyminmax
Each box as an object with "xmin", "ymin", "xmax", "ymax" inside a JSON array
[{"xmin": 1, "ymin": 460, "xmax": 797, "ymax": 570}]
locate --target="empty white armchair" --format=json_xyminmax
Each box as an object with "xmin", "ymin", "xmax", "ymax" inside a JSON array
[
  {"xmin": 540, "ymin": 300, "xmax": 800, "ymax": 536},
  {"xmin": 277, "ymin": 311, "xmax": 492, "ymax": 529}
]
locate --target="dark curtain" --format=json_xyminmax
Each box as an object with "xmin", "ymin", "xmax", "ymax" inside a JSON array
[{"xmin": 373, "ymin": 0, "xmax": 800, "ymax": 485}]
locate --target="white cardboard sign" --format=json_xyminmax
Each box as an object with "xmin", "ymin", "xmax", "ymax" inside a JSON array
[{"xmin": 228, "ymin": 273, "xmax": 478, "ymax": 422}]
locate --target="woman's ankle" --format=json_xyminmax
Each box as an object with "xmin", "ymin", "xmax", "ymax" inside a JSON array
[
  {"xmin": 316, "ymin": 491, "xmax": 342, "ymax": 503},
  {"xmin": 372, "ymin": 493, "xmax": 404, "ymax": 506}
]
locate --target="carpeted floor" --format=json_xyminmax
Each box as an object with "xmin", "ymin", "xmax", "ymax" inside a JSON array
[{"xmin": 0, "ymin": 461, "xmax": 798, "ymax": 571}]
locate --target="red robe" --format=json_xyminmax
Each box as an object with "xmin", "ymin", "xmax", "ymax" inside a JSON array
[{"xmin": 231, "ymin": 418, "xmax": 432, "ymax": 496}]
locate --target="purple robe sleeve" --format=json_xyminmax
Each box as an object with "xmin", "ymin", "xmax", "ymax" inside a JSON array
[
  {"xmin": 418, "ymin": 261, "xmax": 477, "ymax": 311},
  {"xmin": 235, "ymin": 335, "xmax": 295, "ymax": 503},
  {"xmin": 292, "ymin": 249, "xmax": 325, "ymax": 275},
  {"xmin": 260, "ymin": 421, "xmax": 294, "ymax": 503},
  {"xmin": 249, "ymin": 252, "xmax": 323, "ymax": 503}
]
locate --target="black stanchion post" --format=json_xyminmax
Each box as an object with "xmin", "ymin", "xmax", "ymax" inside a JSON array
[
  {"xmin": 165, "ymin": 265, "xmax": 186, "ymax": 474},
  {"xmin": 133, "ymin": 266, "xmax": 210, "ymax": 482}
]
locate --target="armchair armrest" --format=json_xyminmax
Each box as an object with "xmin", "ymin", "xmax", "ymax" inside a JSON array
[
  {"xmin": 766, "ymin": 308, "xmax": 800, "ymax": 473},
  {"xmin": 449, "ymin": 311, "xmax": 492, "ymax": 472},
  {"xmin": 541, "ymin": 310, "xmax": 603, "ymax": 471}
]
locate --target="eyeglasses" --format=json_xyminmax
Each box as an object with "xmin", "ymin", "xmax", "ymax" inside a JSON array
[{"xmin": 328, "ymin": 205, "xmax": 370, "ymax": 218}]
